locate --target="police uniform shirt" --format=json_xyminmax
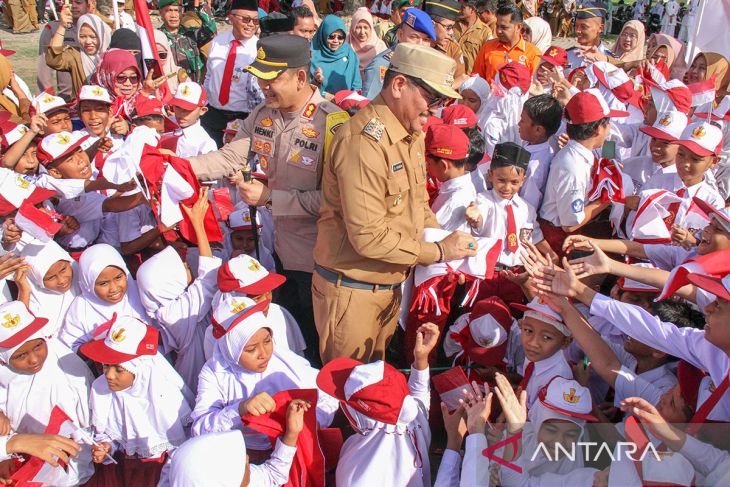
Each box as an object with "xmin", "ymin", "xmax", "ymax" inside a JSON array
[
  {"xmin": 361, "ymin": 47, "xmax": 394, "ymax": 100},
  {"xmin": 204, "ymin": 31, "xmax": 260, "ymax": 112},
  {"xmin": 519, "ymin": 140, "xmax": 555, "ymax": 210},
  {"xmin": 566, "ymin": 42, "xmax": 613, "ymax": 75},
  {"xmin": 590, "ymin": 293, "xmax": 730, "ymax": 421},
  {"xmin": 472, "ymin": 189, "xmax": 543, "ymax": 267},
  {"xmin": 174, "ymin": 121, "xmax": 218, "ymax": 158},
  {"xmin": 431, "ymin": 173, "xmax": 477, "ymax": 232},
  {"xmin": 539, "ymin": 139, "xmax": 595, "ymax": 227}
]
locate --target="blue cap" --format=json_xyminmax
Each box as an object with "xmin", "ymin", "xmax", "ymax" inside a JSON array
[
  {"xmin": 575, "ymin": 1, "xmax": 607, "ymax": 19},
  {"xmin": 401, "ymin": 8, "xmax": 437, "ymax": 42}
]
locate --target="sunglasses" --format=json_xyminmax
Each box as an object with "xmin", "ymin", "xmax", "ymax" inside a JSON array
[
  {"xmin": 116, "ymin": 74, "xmax": 139, "ymax": 84},
  {"xmin": 230, "ymin": 13, "xmax": 259, "ymax": 24},
  {"xmin": 158, "ymin": 51, "xmax": 168, "ymax": 60},
  {"xmin": 328, "ymin": 33, "xmax": 345, "ymax": 41}
]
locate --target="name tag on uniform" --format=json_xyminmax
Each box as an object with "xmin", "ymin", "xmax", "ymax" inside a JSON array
[{"xmin": 392, "ymin": 162, "xmax": 404, "ymax": 172}]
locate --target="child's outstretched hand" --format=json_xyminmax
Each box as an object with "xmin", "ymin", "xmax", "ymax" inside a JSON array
[
  {"xmin": 181, "ymin": 187, "xmax": 210, "ymax": 228},
  {"xmin": 282, "ymin": 399, "xmax": 311, "ymax": 447},
  {"xmin": 413, "ymin": 322, "xmax": 440, "ymax": 370},
  {"xmin": 460, "ymin": 380, "xmax": 492, "ymax": 435},
  {"xmin": 671, "ymin": 224, "xmax": 697, "ymax": 250},
  {"xmin": 440, "ymin": 402, "xmax": 467, "ymax": 451},
  {"xmin": 91, "ymin": 442, "xmax": 111, "ymax": 464},
  {"xmin": 1, "ymin": 219, "xmax": 22, "ymax": 247},
  {"xmin": 493, "ymin": 373, "xmax": 526, "ymax": 435},
  {"xmin": 239, "ymin": 391, "xmax": 276, "ymax": 417},
  {"xmin": 57, "ymin": 216, "xmax": 80, "ymax": 237},
  {"xmin": 465, "ymin": 202, "xmax": 483, "ymax": 229},
  {"xmin": 29, "ymin": 114, "xmax": 48, "ymax": 135}
]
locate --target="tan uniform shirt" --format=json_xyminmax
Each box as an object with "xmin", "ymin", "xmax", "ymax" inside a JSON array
[
  {"xmin": 437, "ymin": 40, "xmax": 466, "ymax": 79},
  {"xmin": 313, "ymin": 96, "xmax": 440, "ymax": 286},
  {"xmin": 454, "ymin": 18, "xmax": 491, "ymax": 74},
  {"xmin": 188, "ymin": 88, "xmax": 342, "ymax": 273}
]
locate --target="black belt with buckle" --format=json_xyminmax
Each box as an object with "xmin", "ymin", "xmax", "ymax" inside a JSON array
[{"xmin": 314, "ymin": 264, "xmax": 401, "ymax": 291}]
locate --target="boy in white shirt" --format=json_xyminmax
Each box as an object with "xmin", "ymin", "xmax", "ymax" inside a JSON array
[
  {"xmin": 426, "ymin": 123, "xmax": 476, "ymax": 232},
  {"xmin": 168, "ymin": 81, "xmax": 217, "ymax": 158},
  {"xmin": 518, "ymin": 94, "xmax": 562, "ymax": 210}
]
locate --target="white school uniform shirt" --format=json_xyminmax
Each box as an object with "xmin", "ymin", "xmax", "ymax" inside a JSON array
[
  {"xmin": 622, "ymin": 154, "xmax": 658, "ymax": 190},
  {"xmin": 608, "ymin": 341, "xmax": 677, "ymax": 406},
  {"xmin": 431, "ymin": 173, "xmax": 477, "ymax": 232},
  {"xmin": 204, "ymin": 32, "xmax": 261, "ymax": 113},
  {"xmin": 191, "ymin": 349, "xmax": 339, "ymax": 450},
  {"xmin": 679, "ymin": 434, "xmax": 730, "ymax": 486},
  {"xmin": 522, "ymin": 350, "xmax": 573, "ymax": 408},
  {"xmin": 611, "ymin": 122, "xmax": 651, "ymax": 161},
  {"xmin": 473, "ymin": 189, "xmax": 544, "ymax": 267},
  {"xmin": 116, "ymin": 204, "xmax": 158, "ymax": 244},
  {"xmin": 136, "ymin": 248, "xmax": 222, "ymax": 392},
  {"xmin": 336, "ymin": 367, "xmax": 432, "ymax": 487},
  {"xmin": 172, "ymin": 121, "xmax": 218, "ymax": 158},
  {"xmin": 519, "ymin": 140, "xmax": 554, "ymax": 209},
  {"xmin": 641, "ymin": 175, "xmax": 724, "ymax": 231},
  {"xmin": 590, "ymin": 294, "xmax": 730, "ymax": 420},
  {"xmin": 54, "ymin": 191, "xmax": 105, "ymax": 249},
  {"xmin": 470, "ymin": 165, "xmax": 489, "ymax": 194},
  {"xmin": 539, "ymin": 140, "xmax": 595, "ymax": 227}
]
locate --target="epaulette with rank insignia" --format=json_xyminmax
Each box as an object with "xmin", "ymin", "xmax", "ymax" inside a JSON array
[
  {"xmin": 383, "ymin": 49, "xmax": 393, "ymax": 61},
  {"xmin": 362, "ymin": 118, "xmax": 385, "ymax": 141}
]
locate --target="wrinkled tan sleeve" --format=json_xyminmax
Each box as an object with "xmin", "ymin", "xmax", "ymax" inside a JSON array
[
  {"xmin": 188, "ymin": 116, "xmax": 253, "ymax": 180},
  {"xmin": 333, "ymin": 134, "xmax": 438, "ymax": 266},
  {"xmin": 271, "ymin": 187, "xmax": 321, "ymax": 218},
  {"xmin": 45, "ymin": 45, "xmax": 75, "ymax": 72}
]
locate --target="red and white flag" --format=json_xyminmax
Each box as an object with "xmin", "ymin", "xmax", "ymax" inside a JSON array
[
  {"xmin": 657, "ymin": 248, "xmax": 730, "ymax": 300},
  {"xmin": 432, "ymin": 367, "xmax": 472, "ymax": 412},
  {"xmin": 133, "ymin": 0, "xmax": 172, "ymax": 102},
  {"xmin": 688, "ymin": 78, "xmax": 716, "ymax": 108},
  {"xmin": 15, "ymin": 200, "xmax": 63, "ymax": 242},
  {"xmin": 11, "ymin": 406, "xmax": 84, "ymax": 486}
]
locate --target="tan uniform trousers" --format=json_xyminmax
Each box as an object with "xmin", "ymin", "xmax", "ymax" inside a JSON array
[
  {"xmin": 312, "ymin": 271, "xmax": 402, "ymax": 364},
  {"xmin": 4, "ymin": 0, "xmax": 37, "ymax": 33}
]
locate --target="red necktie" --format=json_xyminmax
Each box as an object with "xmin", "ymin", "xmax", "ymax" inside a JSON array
[
  {"xmin": 518, "ymin": 361, "xmax": 534, "ymax": 391},
  {"xmin": 663, "ymin": 188, "xmax": 686, "ymax": 230},
  {"xmin": 506, "ymin": 203, "xmax": 518, "ymax": 253},
  {"xmin": 686, "ymin": 373, "xmax": 730, "ymax": 436},
  {"xmin": 218, "ymin": 40, "xmax": 241, "ymax": 106}
]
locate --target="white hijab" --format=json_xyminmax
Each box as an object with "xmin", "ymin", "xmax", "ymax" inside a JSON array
[
  {"xmin": 524, "ymin": 17, "xmax": 552, "ymax": 54},
  {"xmin": 1, "ymin": 334, "xmax": 94, "ymax": 486},
  {"xmin": 76, "ymin": 14, "xmax": 112, "ymax": 81},
  {"xmin": 90, "ymin": 352, "xmax": 194, "ymax": 458},
  {"xmin": 336, "ymin": 394, "xmax": 431, "ymax": 487},
  {"xmin": 459, "ymin": 75, "xmax": 491, "ymax": 133},
  {"xmin": 22, "ymin": 241, "xmax": 79, "ymax": 337},
  {"xmin": 61, "ymin": 244, "xmax": 148, "ymax": 351},
  {"xmin": 137, "ymin": 246, "xmax": 218, "ymax": 390},
  {"xmin": 168, "ymin": 431, "xmax": 247, "ymax": 487}
]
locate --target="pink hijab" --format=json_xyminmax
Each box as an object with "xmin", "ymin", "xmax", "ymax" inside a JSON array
[
  {"xmin": 648, "ymin": 33, "xmax": 688, "ymax": 80},
  {"xmin": 349, "ymin": 7, "xmax": 386, "ymax": 75},
  {"xmin": 94, "ymin": 48, "xmax": 142, "ymax": 99},
  {"xmin": 612, "ymin": 20, "xmax": 645, "ymax": 63}
]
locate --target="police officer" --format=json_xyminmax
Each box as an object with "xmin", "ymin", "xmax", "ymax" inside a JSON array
[
  {"xmin": 567, "ymin": 1, "xmax": 614, "ymax": 75},
  {"xmin": 313, "ymin": 43, "xmax": 478, "ymax": 364},
  {"xmin": 188, "ymin": 35, "xmax": 346, "ymax": 365},
  {"xmin": 361, "ymin": 8, "xmax": 436, "ymax": 100}
]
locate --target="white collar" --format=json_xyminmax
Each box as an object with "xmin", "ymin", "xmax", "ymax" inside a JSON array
[
  {"xmin": 566, "ymin": 139, "xmax": 596, "ymax": 164},
  {"xmin": 524, "ymin": 140, "xmax": 551, "ymax": 154},
  {"xmin": 439, "ymin": 173, "xmax": 473, "ymax": 193},
  {"xmin": 490, "ymin": 188, "xmax": 523, "ymax": 208},
  {"xmin": 528, "ymin": 348, "xmax": 569, "ymax": 376}
]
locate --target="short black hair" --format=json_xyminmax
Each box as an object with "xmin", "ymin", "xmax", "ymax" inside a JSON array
[
  {"xmin": 131, "ymin": 114, "xmax": 164, "ymax": 125},
  {"xmin": 463, "ymin": 126, "xmax": 485, "ymax": 170},
  {"xmin": 651, "ymin": 300, "xmax": 706, "ymax": 330},
  {"xmin": 523, "ymin": 95, "xmax": 563, "ymax": 137},
  {"xmin": 496, "ymin": 3, "xmax": 522, "ymax": 23},
  {"xmin": 565, "ymin": 117, "xmax": 609, "ymax": 141},
  {"xmin": 291, "ymin": 5, "xmax": 314, "ymax": 19},
  {"xmin": 475, "ymin": 0, "xmax": 498, "ymax": 13}
]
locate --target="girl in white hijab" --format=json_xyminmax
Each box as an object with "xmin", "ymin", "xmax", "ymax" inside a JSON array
[
  {"xmin": 79, "ymin": 315, "xmax": 193, "ymax": 486},
  {"xmin": 0, "ymin": 301, "xmax": 94, "ymax": 486},
  {"xmin": 191, "ymin": 299, "xmax": 338, "ymax": 456},
  {"xmin": 459, "ymin": 75, "xmax": 491, "ymax": 133},
  {"xmin": 137, "ymin": 245, "xmax": 221, "ymax": 392},
  {"xmin": 21, "ymin": 240, "xmax": 79, "ymax": 337},
  {"xmin": 59, "ymin": 244, "xmax": 149, "ymax": 352},
  {"xmin": 523, "ymin": 16, "xmax": 552, "ymax": 54}
]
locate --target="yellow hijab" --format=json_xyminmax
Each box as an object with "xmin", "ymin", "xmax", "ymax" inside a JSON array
[{"xmin": 0, "ymin": 55, "xmax": 19, "ymax": 116}]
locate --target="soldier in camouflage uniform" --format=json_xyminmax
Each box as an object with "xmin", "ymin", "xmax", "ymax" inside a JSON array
[{"xmin": 158, "ymin": 0, "xmax": 217, "ymax": 83}]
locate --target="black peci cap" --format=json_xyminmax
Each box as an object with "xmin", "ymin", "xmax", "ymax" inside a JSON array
[
  {"xmin": 423, "ymin": 0, "xmax": 461, "ymax": 21},
  {"xmin": 491, "ymin": 142, "xmax": 530, "ymax": 171},
  {"xmin": 260, "ymin": 12, "xmax": 295, "ymax": 36}
]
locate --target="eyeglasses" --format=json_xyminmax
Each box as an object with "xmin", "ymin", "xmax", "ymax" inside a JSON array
[
  {"xmin": 229, "ymin": 12, "xmax": 259, "ymax": 24},
  {"xmin": 328, "ymin": 33, "xmax": 345, "ymax": 41},
  {"xmin": 621, "ymin": 32, "xmax": 639, "ymax": 40},
  {"xmin": 158, "ymin": 51, "xmax": 168, "ymax": 60},
  {"xmin": 435, "ymin": 21, "xmax": 455, "ymax": 31},
  {"xmin": 410, "ymin": 78, "xmax": 446, "ymax": 109},
  {"xmin": 115, "ymin": 74, "xmax": 139, "ymax": 84}
]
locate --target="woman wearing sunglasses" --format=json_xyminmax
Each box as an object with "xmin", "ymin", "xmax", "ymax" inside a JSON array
[
  {"xmin": 154, "ymin": 29, "xmax": 181, "ymax": 93},
  {"xmin": 310, "ymin": 15, "xmax": 362, "ymax": 97},
  {"xmin": 94, "ymin": 48, "xmax": 143, "ymax": 119}
]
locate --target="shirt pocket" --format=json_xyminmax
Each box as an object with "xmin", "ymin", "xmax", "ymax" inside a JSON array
[{"xmin": 385, "ymin": 172, "xmax": 410, "ymax": 217}]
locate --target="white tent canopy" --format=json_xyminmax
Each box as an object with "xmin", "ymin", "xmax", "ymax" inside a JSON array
[{"xmin": 685, "ymin": 0, "xmax": 730, "ymax": 65}]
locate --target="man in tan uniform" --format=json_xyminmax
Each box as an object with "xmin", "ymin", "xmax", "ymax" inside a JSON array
[
  {"xmin": 425, "ymin": 0, "xmax": 467, "ymax": 82},
  {"xmin": 313, "ymin": 43, "xmax": 478, "ymax": 364},
  {"xmin": 187, "ymin": 35, "xmax": 346, "ymax": 365},
  {"xmin": 455, "ymin": 0, "xmax": 492, "ymax": 73}
]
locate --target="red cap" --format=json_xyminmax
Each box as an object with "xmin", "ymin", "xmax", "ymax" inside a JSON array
[
  {"xmin": 687, "ymin": 273, "xmax": 730, "ymax": 301},
  {"xmin": 565, "ymin": 88, "xmax": 629, "ymax": 124},
  {"xmin": 441, "ymin": 104, "xmax": 477, "ymax": 129},
  {"xmin": 498, "ymin": 62, "xmax": 531, "ymax": 93},
  {"xmin": 422, "ymin": 115, "xmax": 443, "ymax": 132},
  {"xmin": 317, "ymin": 358, "xmax": 411, "ymax": 425},
  {"xmin": 217, "ymin": 255, "xmax": 286, "ymax": 295},
  {"xmin": 133, "ymin": 96, "xmax": 164, "ymax": 118},
  {"xmin": 79, "ymin": 313, "xmax": 159, "ymax": 365},
  {"xmin": 541, "ymin": 46, "xmax": 568, "ymax": 68},
  {"xmin": 426, "ymin": 124, "xmax": 469, "ymax": 160}
]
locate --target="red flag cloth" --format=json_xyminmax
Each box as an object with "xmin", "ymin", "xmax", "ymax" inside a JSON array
[
  {"xmin": 137, "ymin": 145, "xmax": 223, "ymax": 244},
  {"xmin": 657, "ymin": 247, "xmax": 730, "ymax": 300},
  {"xmin": 432, "ymin": 367, "xmax": 471, "ymax": 412},
  {"xmin": 212, "ymin": 188, "xmax": 236, "ymax": 222},
  {"xmin": 587, "ymin": 158, "xmax": 625, "ymax": 204},
  {"xmin": 240, "ymin": 389, "xmax": 325, "ymax": 487},
  {"xmin": 133, "ymin": 0, "xmax": 171, "ymax": 103}
]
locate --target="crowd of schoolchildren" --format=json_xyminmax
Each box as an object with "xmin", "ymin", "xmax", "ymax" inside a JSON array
[{"xmin": 0, "ymin": 0, "xmax": 729, "ymax": 485}]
